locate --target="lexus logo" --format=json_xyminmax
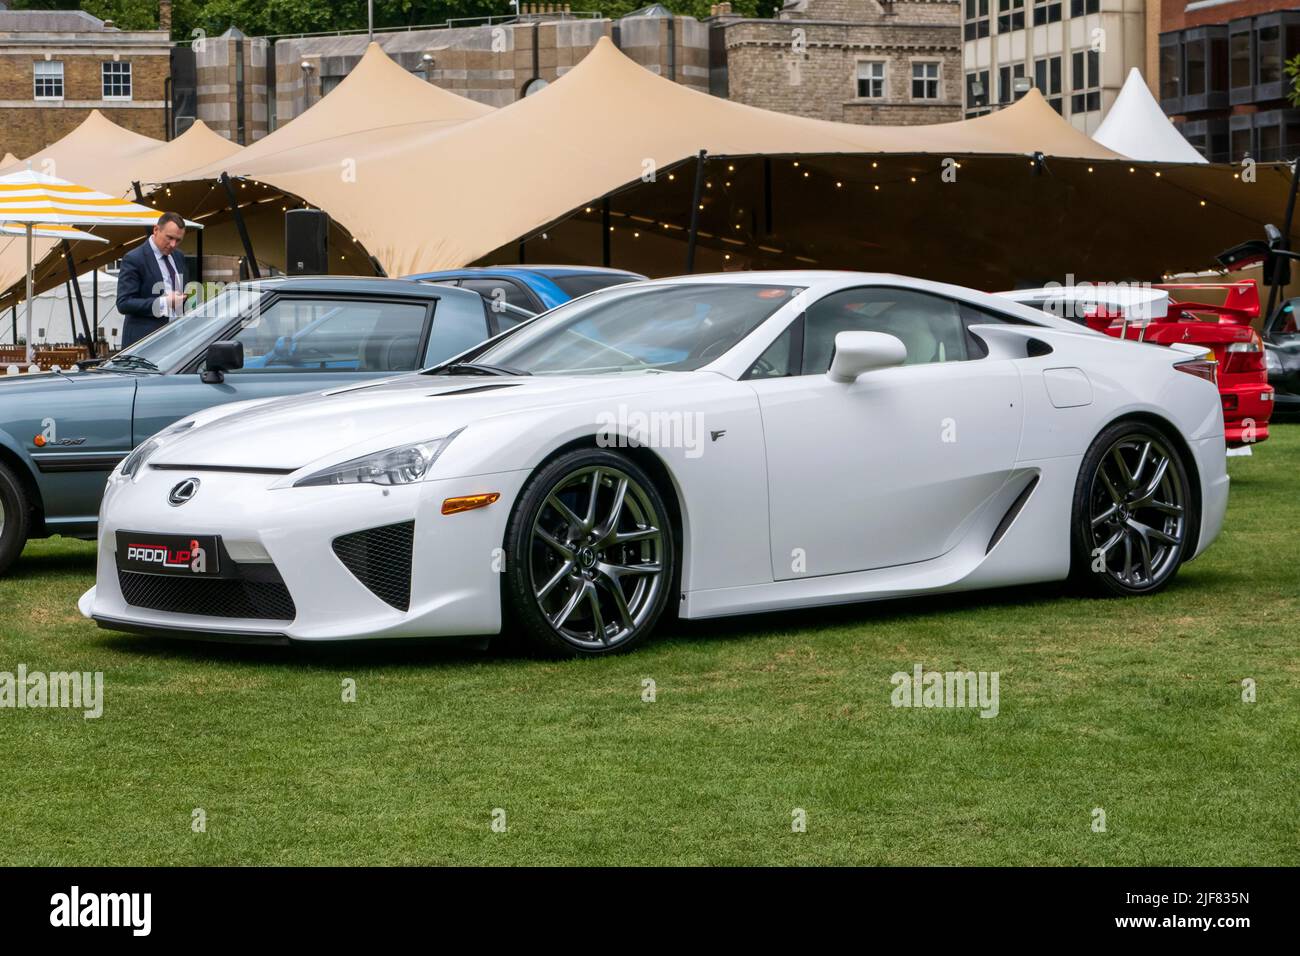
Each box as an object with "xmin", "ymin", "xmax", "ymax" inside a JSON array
[{"xmin": 168, "ymin": 478, "xmax": 200, "ymax": 507}]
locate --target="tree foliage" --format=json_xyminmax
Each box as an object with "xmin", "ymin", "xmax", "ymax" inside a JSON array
[{"xmin": 8, "ymin": 0, "xmax": 782, "ymax": 39}]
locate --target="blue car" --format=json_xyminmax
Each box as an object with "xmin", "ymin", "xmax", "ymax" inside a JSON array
[
  {"xmin": 0, "ymin": 276, "xmax": 510, "ymax": 576},
  {"xmin": 406, "ymin": 265, "xmax": 646, "ymax": 313}
]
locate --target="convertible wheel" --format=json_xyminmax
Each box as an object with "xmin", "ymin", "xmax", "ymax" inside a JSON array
[
  {"xmin": 504, "ymin": 449, "xmax": 675, "ymax": 657},
  {"xmin": 0, "ymin": 463, "xmax": 32, "ymax": 577},
  {"xmin": 1071, "ymin": 422, "xmax": 1196, "ymax": 597}
]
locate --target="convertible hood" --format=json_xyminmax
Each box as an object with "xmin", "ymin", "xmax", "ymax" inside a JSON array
[{"xmin": 150, "ymin": 372, "xmax": 715, "ymax": 470}]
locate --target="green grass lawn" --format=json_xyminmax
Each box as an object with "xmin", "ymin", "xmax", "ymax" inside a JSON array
[{"xmin": 2, "ymin": 427, "xmax": 1297, "ymax": 866}]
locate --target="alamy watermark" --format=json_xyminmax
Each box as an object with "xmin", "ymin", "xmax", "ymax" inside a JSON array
[
  {"xmin": 596, "ymin": 404, "xmax": 706, "ymax": 459},
  {"xmin": 0, "ymin": 664, "xmax": 103, "ymax": 719},
  {"xmin": 890, "ymin": 663, "xmax": 999, "ymax": 718}
]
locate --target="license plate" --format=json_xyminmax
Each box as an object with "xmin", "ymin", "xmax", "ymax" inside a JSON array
[{"xmin": 117, "ymin": 532, "xmax": 221, "ymax": 576}]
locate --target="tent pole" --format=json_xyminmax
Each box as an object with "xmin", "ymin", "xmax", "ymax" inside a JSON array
[
  {"xmin": 65, "ymin": 278, "xmax": 76, "ymax": 344},
  {"xmin": 61, "ymin": 239, "xmax": 93, "ymax": 347},
  {"xmin": 685, "ymin": 149, "xmax": 708, "ymax": 275},
  {"xmin": 763, "ymin": 157, "xmax": 773, "ymax": 236},
  {"xmin": 92, "ymin": 266, "xmax": 99, "ymax": 350},
  {"xmin": 196, "ymin": 224, "xmax": 204, "ymax": 287},
  {"xmin": 24, "ymin": 223, "xmax": 33, "ymax": 364},
  {"xmin": 1266, "ymin": 157, "xmax": 1300, "ymax": 323},
  {"xmin": 10, "ymin": 304, "xmax": 16, "ymax": 346},
  {"xmin": 220, "ymin": 172, "xmax": 261, "ymax": 279},
  {"xmin": 601, "ymin": 199, "xmax": 611, "ymax": 267}
]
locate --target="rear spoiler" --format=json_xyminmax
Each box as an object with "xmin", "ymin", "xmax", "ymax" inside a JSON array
[{"xmin": 1153, "ymin": 281, "xmax": 1259, "ymax": 325}]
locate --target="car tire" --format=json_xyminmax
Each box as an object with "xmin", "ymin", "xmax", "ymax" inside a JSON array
[
  {"xmin": 502, "ymin": 448, "xmax": 676, "ymax": 657},
  {"xmin": 0, "ymin": 463, "xmax": 32, "ymax": 577},
  {"xmin": 1070, "ymin": 420, "xmax": 1198, "ymax": 597}
]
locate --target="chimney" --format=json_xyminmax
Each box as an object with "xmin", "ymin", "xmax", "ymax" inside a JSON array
[{"xmin": 159, "ymin": 0, "xmax": 172, "ymax": 34}]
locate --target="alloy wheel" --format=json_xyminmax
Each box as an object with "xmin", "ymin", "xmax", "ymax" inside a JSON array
[
  {"xmin": 528, "ymin": 465, "xmax": 666, "ymax": 651},
  {"xmin": 1087, "ymin": 433, "xmax": 1187, "ymax": 590}
]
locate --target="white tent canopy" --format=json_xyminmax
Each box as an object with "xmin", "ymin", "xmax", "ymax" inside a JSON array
[{"xmin": 1092, "ymin": 68, "xmax": 1208, "ymax": 164}]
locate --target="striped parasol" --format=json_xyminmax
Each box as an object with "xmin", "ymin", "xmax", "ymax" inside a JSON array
[{"xmin": 0, "ymin": 167, "xmax": 190, "ymax": 361}]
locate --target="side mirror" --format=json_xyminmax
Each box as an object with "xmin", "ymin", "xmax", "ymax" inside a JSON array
[
  {"xmin": 201, "ymin": 340, "xmax": 244, "ymax": 384},
  {"xmin": 827, "ymin": 331, "xmax": 907, "ymax": 383}
]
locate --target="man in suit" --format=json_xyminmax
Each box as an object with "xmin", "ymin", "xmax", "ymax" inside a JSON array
[{"xmin": 116, "ymin": 211, "xmax": 187, "ymax": 349}]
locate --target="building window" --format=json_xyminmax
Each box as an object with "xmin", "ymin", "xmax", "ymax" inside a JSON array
[
  {"xmin": 1071, "ymin": 49, "xmax": 1100, "ymax": 113},
  {"xmin": 33, "ymin": 61, "xmax": 63, "ymax": 100},
  {"xmin": 1230, "ymin": 19, "xmax": 1253, "ymax": 101},
  {"xmin": 856, "ymin": 61, "xmax": 887, "ymax": 99},
  {"xmin": 1258, "ymin": 22, "xmax": 1282, "ymax": 86},
  {"xmin": 998, "ymin": 63, "xmax": 1026, "ymax": 105},
  {"xmin": 320, "ymin": 75, "xmax": 344, "ymax": 97},
  {"xmin": 1033, "ymin": 0, "xmax": 1061, "ymax": 26},
  {"xmin": 1069, "ymin": 0, "xmax": 1098, "ymax": 15},
  {"xmin": 965, "ymin": 70, "xmax": 990, "ymax": 117},
  {"xmin": 912, "ymin": 62, "xmax": 940, "ymax": 100},
  {"xmin": 1034, "ymin": 56, "xmax": 1063, "ymax": 113},
  {"xmin": 964, "ymin": 0, "xmax": 990, "ymax": 40},
  {"xmin": 102, "ymin": 61, "xmax": 132, "ymax": 100},
  {"xmin": 997, "ymin": 0, "xmax": 1025, "ymax": 33}
]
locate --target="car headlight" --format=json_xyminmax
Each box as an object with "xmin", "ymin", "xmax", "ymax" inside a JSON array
[
  {"xmin": 294, "ymin": 429, "xmax": 463, "ymax": 488},
  {"xmin": 118, "ymin": 420, "xmax": 196, "ymax": 479},
  {"xmin": 1265, "ymin": 348, "xmax": 1281, "ymax": 372}
]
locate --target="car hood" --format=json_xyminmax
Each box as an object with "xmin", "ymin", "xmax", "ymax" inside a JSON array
[
  {"xmin": 150, "ymin": 371, "xmax": 718, "ymax": 471},
  {"xmin": 0, "ymin": 369, "xmax": 135, "ymax": 397}
]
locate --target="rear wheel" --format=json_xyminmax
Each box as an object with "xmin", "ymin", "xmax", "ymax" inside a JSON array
[
  {"xmin": 0, "ymin": 463, "xmax": 32, "ymax": 577},
  {"xmin": 1071, "ymin": 421, "xmax": 1196, "ymax": 596},
  {"xmin": 503, "ymin": 449, "xmax": 675, "ymax": 657}
]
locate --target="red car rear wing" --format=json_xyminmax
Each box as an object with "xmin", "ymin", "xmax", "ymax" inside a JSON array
[{"xmin": 1153, "ymin": 281, "xmax": 1260, "ymax": 324}]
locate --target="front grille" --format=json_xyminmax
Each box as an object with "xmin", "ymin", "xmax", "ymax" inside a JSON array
[
  {"xmin": 332, "ymin": 521, "xmax": 415, "ymax": 611},
  {"xmin": 118, "ymin": 566, "xmax": 296, "ymax": 621}
]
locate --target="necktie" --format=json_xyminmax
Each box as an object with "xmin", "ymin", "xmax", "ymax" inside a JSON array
[{"xmin": 160, "ymin": 255, "xmax": 178, "ymax": 317}]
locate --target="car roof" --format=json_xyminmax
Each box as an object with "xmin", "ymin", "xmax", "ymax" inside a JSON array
[
  {"xmin": 406, "ymin": 265, "xmax": 645, "ymax": 280},
  {"xmin": 245, "ymin": 275, "xmax": 461, "ymax": 297}
]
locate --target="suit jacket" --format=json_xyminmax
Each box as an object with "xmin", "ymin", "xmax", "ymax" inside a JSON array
[{"xmin": 116, "ymin": 240, "xmax": 185, "ymax": 349}]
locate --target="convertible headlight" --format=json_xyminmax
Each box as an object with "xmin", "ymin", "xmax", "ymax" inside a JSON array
[
  {"xmin": 118, "ymin": 420, "xmax": 196, "ymax": 479},
  {"xmin": 294, "ymin": 429, "xmax": 463, "ymax": 488},
  {"xmin": 1265, "ymin": 348, "xmax": 1281, "ymax": 372}
]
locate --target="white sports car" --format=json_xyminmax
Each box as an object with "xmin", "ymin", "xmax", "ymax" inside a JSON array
[{"xmin": 80, "ymin": 272, "xmax": 1230, "ymax": 656}]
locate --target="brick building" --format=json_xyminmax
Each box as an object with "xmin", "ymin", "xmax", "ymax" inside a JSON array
[
  {"xmin": 1155, "ymin": 0, "xmax": 1300, "ymax": 162},
  {"xmin": 0, "ymin": 4, "xmax": 170, "ymax": 157},
  {"xmin": 710, "ymin": 0, "xmax": 963, "ymax": 124}
]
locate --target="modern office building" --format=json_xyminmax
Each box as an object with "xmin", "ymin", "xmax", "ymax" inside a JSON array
[
  {"xmin": 961, "ymin": 0, "xmax": 1146, "ymax": 134},
  {"xmin": 1156, "ymin": 0, "xmax": 1300, "ymax": 163}
]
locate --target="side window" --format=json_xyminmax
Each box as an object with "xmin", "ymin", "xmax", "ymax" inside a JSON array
[
  {"xmin": 802, "ymin": 288, "xmax": 969, "ymax": 374},
  {"xmin": 460, "ymin": 278, "xmax": 536, "ymax": 312},
  {"xmin": 743, "ymin": 316, "xmax": 802, "ymax": 380},
  {"xmin": 228, "ymin": 298, "xmax": 429, "ymax": 373},
  {"xmin": 426, "ymin": 290, "xmax": 491, "ymax": 364}
]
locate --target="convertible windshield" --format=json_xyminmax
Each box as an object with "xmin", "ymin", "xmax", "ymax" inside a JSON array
[
  {"xmin": 100, "ymin": 286, "xmax": 266, "ymax": 373},
  {"xmin": 459, "ymin": 282, "xmax": 802, "ymax": 375}
]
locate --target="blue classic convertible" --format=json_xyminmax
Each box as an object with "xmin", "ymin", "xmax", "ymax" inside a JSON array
[{"xmin": 0, "ymin": 276, "xmax": 518, "ymax": 575}]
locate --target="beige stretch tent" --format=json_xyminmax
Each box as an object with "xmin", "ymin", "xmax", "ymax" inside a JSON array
[
  {"xmin": 0, "ymin": 116, "xmax": 240, "ymax": 309},
  {"xmin": 11, "ymin": 42, "xmax": 497, "ymax": 294},
  {"xmin": 144, "ymin": 36, "xmax": 1298, "ymax": 289}
]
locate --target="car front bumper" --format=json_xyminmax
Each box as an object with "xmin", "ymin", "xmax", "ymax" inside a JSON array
[{"xmin": 80, "ymin": 466, "xmax": 529, "ymax": 642}]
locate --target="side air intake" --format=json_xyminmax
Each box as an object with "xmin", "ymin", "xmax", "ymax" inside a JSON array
[
  {"xmin": 332, "ymin": 522, "xmax": 415, "ymax": 611},
  {"xmin": 986, "ymin": 476, "xmax": 1040, "ymax": 554}
]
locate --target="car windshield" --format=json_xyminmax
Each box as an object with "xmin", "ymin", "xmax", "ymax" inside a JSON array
[
  {"xmin": 549, "ymin": 272, "xmax": 642, "ymax": 299},
  {"xmin": 458, "ymin": 282, "xmax": 802, "ymax": 375},
  {"xmin": 1271, "ymin": 299, "xmax": 1300, "ymax": 337},
  {"xmin": 99, "ymin": 286, "xmax": 266, "ymax": 373}
]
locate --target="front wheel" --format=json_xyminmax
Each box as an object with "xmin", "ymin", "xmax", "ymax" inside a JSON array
[
  {"xmin": 1070, "ymin": 421, "xmax": 1197, "ymax": 596},
  {"xmin": 0, "ymin": 463, "xmax": 33, "ymax": 577},
  {"xmin": 503, "ymin": 449, "xmax": 676, "ymax": 657}
]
